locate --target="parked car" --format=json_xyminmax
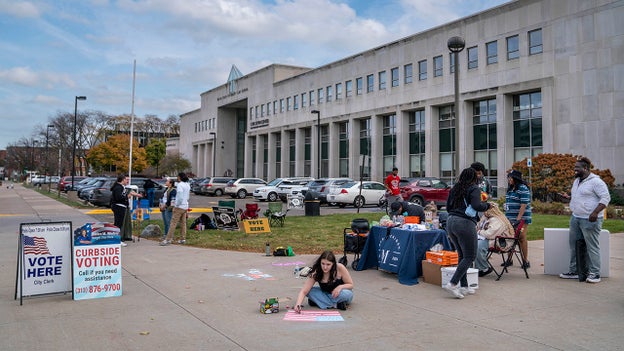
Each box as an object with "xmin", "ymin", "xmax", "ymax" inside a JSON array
[
  {"xmin": 59, "ymin": 176, "xmax": 87, "ymax": 192},
  {"xmin": 224, "ymin": 178, "xmax": 267, "ymax": 199},
  {"xmin": 200, "ymin": 177, "xmax": 235, "ymax": 196},
  {"xmin": 191, "ymin": 177, "xmax": 208, "ymax": 194},
  {"xmin": 277, "ymin": 179, "xmax": 315, "ymax": 202},
  {"xmin": 89, "ymin": 177, "xmax": 165, "ymax": 207},
  {"xmin": 326, "ymin": 181, "xmax": 387, "ymax": 208},
  {"xmin": 254, "ymin": 177, "xmax": 313, "ymax": 202},
  {"xmin": 399, "ymin": 177, "xmax": 450, "ymax": 208},
  {"xmin": 306, "ymin": 178, "xmax": 353, "ymax": 204},
  {"xmin": 192, "ymin": 178, "xmax": 211, "ymax": 195},
  {"xmin": 77, "ymin": 177, "xmax": 111, "ymax": 200}
]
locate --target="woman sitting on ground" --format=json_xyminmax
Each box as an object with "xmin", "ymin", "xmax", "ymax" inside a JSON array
[
  {"xmin": 474, "ymin": 202, "xmax": 515, "ymax": 277},
  {"xmin": 293, "ymin": 250, "xmax": 354, "ymax": 313}
]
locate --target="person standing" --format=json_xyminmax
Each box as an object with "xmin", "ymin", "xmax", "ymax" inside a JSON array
[
  {"xmin": 504, "ymin": 170, "xmax": 532, "ymax": 269},
  {"xmin": 159, "ymin": 178, "xmax": 176, "ymax": 239},
  {"xmin": 559, "ymin": 156, "xmax": 610, "ymax": 283},
  {"xmin": 470, "ymin": 162, "xmax": 492, "ymax": 200},
  {"xmin": 293, "ymin": 250, "xmax": 354, "ymax": 312},
  {"xmin": 160, "ymin": 172, "xmax": 190, "ymax": 246},
  {"xmin": 384, "ymin": 167, "xmax": 401, "ymax": 205},
  {"xmin": 143, "ymin": 178, "xmax": 156, "ymax": 207},
  {"xmin": 110, "ymin": 174, "xmax": 141, "ymax": 246},
  {"xmin": 443, "ymin": 167, "xmax": 490, "ymax": 299}
]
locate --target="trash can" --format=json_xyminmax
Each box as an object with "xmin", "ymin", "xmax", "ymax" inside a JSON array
[{"xmin": 304, "ymin": 191, "xmax": 320, "ymax": 216}]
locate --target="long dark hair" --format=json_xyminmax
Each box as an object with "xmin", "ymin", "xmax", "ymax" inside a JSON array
[
  {"xmin": 449, "ymin": 167, "xmax": 478, "ymax": 209},
  {"xmin": 311, "ymin": 250, "xmax": 337, "ymax": 282},
  {"xmin": 111, "ymin": 174, "xmax": 126, "ymax": 190}
]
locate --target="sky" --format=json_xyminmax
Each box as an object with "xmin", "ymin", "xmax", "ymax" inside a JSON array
[{"xmin": 0, "ymin": 0, "xmax": 509, "ymax": 149}]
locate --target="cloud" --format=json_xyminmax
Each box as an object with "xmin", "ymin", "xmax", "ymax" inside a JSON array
[
  {"xmin": 0, "ymin": 67, "xmax": 38, "ymax": 86},
  {"xmin": 0, "ymin": 0, "xmax": 41, "ymax": 18},
  {"xmin": 32, "ymin": 94, "xmax": 63, "ymax": 105}
]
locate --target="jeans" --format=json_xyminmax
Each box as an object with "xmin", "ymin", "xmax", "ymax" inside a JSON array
[
  {"xmin": 568, "ymin": 216, "xmax": 603, "ymax": 276},
  {"xmin": 146, "ymin": 189, "xmax": 155, "ymax": 207},
  {"xmin": 446, "ymin": 215, "xmax": 478, "ymax": 287},
  {"xmin": 162, "ymin": 209, "xmax": 173, "ymax": 238},
  {"xmin": 307, "ymin": 287, "xmax": 353, "ymax": 309},
  {"xmin": 474, "ymin": 239, "xmax": 490, "ymax": 271}
]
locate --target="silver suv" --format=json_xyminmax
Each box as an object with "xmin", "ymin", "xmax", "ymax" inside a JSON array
[
  {"xmin": 307, "ymin": 178, "xmax": 353, "ymax": 204},
  {"xmin": 224, "ymin": 178, "xmax": 267, "ymax": 199},
  {"xmin": 253, "ymin": 177, "xmax": 313, "ymax": 202},
  {"xmin": 201, "ymin": 177, "xmax": 235, "ymax": 196}
]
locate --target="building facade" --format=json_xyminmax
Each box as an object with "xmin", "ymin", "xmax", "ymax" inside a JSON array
[{"xmin": 180, "ymin": 0, "xmax": 624, "ymax": 196}]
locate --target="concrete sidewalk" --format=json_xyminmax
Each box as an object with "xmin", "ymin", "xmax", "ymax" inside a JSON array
[{"xmin": 1, "ymin": 184, "xmax": 622, "ymax": 350}]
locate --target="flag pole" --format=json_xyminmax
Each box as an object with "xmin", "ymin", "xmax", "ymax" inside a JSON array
[{"xmin": 128, "ymin": 59, "xmax": 136, "ymax": 182}]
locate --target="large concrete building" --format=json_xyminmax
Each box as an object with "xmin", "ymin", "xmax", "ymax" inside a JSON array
[{"xmin": 179, "ymin": 0, "xmax": 623, "ymax": 196}]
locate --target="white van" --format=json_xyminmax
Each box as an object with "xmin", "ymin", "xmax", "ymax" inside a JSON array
[{"xmin": 253, "ymin": 177, "xmax": 313, "ymax": 202}]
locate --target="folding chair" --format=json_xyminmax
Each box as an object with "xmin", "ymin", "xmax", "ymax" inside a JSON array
[
  {"xmin": 239, "ymin": 203, "xmax": 260, "ymax": 220},
  {"xmin": 264, "ymin": 202, "xmax": 288, "ymax": 227},
  {"xmin": 486, "ymin": 219, "xmax": 529, "ymax": 281}
]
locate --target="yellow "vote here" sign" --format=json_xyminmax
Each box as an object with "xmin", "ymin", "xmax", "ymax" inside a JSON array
[{"xmin": 242, "ymin": 218, "xmax": 271, "ymax": 234}]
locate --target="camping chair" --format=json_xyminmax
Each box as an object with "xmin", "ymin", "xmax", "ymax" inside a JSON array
[
  {"xmin": 239, "ymin": 203, "xmax": 260, "ymax": 220},
  {"xmin": 486, "ymin": 219, "xmax": 529, "ymax": 281},
  {"xmin": 264, "ymin": 202, "xmax": 288, "ymax": 227}
]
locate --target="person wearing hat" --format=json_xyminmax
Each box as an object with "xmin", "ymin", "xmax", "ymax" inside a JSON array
[
  {"xmin": 389, "ymin": 201, "xmax": 425, "ymax": 222},
  {"xmin": 503, "ymin": 169, "xmax": 532, "ymax": 268}
]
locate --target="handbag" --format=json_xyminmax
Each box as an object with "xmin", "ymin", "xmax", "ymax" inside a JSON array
[{"xmin": 463, "ymin": 198, "xmax": 477, "ymax": 217}]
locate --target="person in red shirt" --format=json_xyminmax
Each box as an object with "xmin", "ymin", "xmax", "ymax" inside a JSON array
[{"xmin": 385, "ymin": 167, "xmax": 401, "ymax": 206}]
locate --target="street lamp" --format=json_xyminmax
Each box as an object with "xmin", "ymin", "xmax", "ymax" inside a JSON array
[
  {"xmin": 72, "ymin": 96, "xmax": 86, "ymax": 190},
  {"xmin": 448, "ymin": 36, "xmax": 465, "ymax": 180},
  {"xmin": 209, "ymin": 132, "xmax": 217, "ymax": 177},
  {"xmin": 31, "ymin": 139, "xmax": 38, "ymax": 176},
  {"xmin": 311, "ymin": 110, "xmax": 320, "ymax": 179},
  {"xmin": 45, "ymin": 124, "xmax": 54, "ymax": 191}
]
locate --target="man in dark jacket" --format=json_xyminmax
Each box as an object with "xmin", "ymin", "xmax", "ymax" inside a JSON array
[{"xmin": 389, "ymin": 201, "xmax": 425, "ymax": 222}]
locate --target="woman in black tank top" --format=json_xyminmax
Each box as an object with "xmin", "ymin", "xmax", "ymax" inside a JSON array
[{"xmin": 293, "ymin": 250, "xmax": 354, "ymax": 312}]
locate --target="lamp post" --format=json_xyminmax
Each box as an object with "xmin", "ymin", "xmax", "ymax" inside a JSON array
[
  {"xmin": 311, "ymin": 110, "xmax": 321, "ymax": 179},
  {"xmin": 209, "ymin": 132, "xmax": 217, "ymax": 177},
  {"xmin": 72, "ymin": 96, "xmax": 86, "ymax": 190},
  {"xmin": 448, "ymin": 36, "xmax": 465, "ymax": 180},
  {"xmin": 30, "ymin": 139, "xmax": 38, "ymax": 178},
  {"xmin": 45, "ymin": 124, "xmax": 54, "ymax": 191}
]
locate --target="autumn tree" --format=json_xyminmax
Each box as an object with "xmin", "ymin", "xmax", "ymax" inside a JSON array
[
  {"xmin": 510, "ymin": 153, "xmax": 615, "ymax": 201},
  {"xmin": 144, "ymin": 138, "xmax": 167, "ymax": 177},
  {"xmin": 87, "ymin": 135, "xmax": 147, "ymax": 174},
  {"xmin": 159, "ymin": 151, "xmax": 191, "ymax": 177}
]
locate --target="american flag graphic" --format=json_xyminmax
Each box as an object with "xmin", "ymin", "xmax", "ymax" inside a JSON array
[
  {"xmin": 282, "ymin": 310, "xmax": 344, "ymax": 322},
  {"xmin": 23, "ymin": 236, "xmax": 50, "ymax": 255}
]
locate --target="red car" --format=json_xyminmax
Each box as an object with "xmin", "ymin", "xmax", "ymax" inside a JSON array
[
  {"xmin": 59, "ymin": 175, "xmax": 88, "ymax": 192},
  {"xmin": 399, "ymin": 177, "xmax": 450, "ymax": 209}
]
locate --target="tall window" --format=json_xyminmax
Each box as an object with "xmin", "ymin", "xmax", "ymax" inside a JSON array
[
  {"xmin": 288, "ymin": 130, "xmax": 296, "ymax": 176},
  {"xmin": 267, "ymin": 102, "xmax": 271, "ymax": 115},
  {"xmin": 359, "ymin": 119, "xmax": 371, "ymax": 180},
  {"xmin": 379, "ymin": 70, "xmax": 387, "ymax": 90},
  {"xmin": 262, "ymin": 137, "xmax": 268, "ymax": 179},
  {"xmin": 326, "ymin": 86, "xmax": 333, "ymax": 102},
  {"xmin": 409, "ymin": 110, "xmax": 425, "ymax": 177},
  {"xmin": 251, "ymin": 138, "xmax": 257, "ymax": 178},
  {"xmin": 339, "ymin": 122, "xmax": 349, "ymax": 177},
  {"xmin": 391, "ymin": 67, "xmax": 399, "ymax": 87},
  {"xmin": 367, "ymin": 74, "xmax": 374, "ymax": 92},
  {"xmin": 293, "ymin": 95, "xmax": 299, "ymax": 110},
  {"xmin": 280, "ymin": 98, "xmax": 285, "ymax": 112},
  {"xmin": 321, "ymin": 125, "xmax": 329, "ymax": 178},
  {"xmin": 309, "ymin": 90, "xmax": 315, "ymax": 105},
  {"xmin": 301, "ymin": 93, "xmax": 307, "ymax": 108},
  {"xmin": 273, "ymin": 101, "xmax": 277, "ymax": 114},
  {"xmin": 507, "ymin": 35, "xmax": 519, "ymax": 60},
  {"xmin": 529, "ymin": 29, "xmax": 543, "ymax": 55},
  {"xmin": 346, "ymin": 80, "xmax": 353, "ymax": 97},
  {"xmin": 274, "ymin": 133, "xmax": 281, "ymax": 177},
  {"xmin": 513, "ymin": 91, "xmax": 542, "ymax": 161},
  {"xmin": 486, "ymin": 41, "xmax": 498, "ymax": 64},
  {"xmin": 261, "ymin": 104, "xmax": 265, "ymax": 117},
  {"xmin": 467, "ymin": 46, "xmax": 478, "ymax": 69},
  {"xmin": 438, "ymin": 105, "xmax": 455, "ymax": 184},
  {"xmin": 356, "ymin": 77, "xmax": 363, "ymax": 95},
  {"xmin": 318, "ymin": 88, "xmax": 324, "ymax": 104},
  {"xmin": 383, "ymin": 114, "xmax": 397, "ymax": 175},
  {"xmin": 336, "ymin": 83, "xmax": 342, "ymax": 100},
  {"xmin": 449, "ymin": 53, "xmax": 456, "ymax": 74},
  {"xmin": 433, "ymin": 56, "xmax": 443, "ymax": 77},
  {"xmin": 304, "ymin": 128, "xmax": 311, "ymax": 176},
  {"xmin": 287, "ymin": 97, "xmax": 292, "ymax": 111},
  {"xmin": 473, "ymin": 98, "xmax": 498, "ymax": 197},
  {"xmin": 418, "ymin": 60, "xmax": 427, "ymax": 80},
  {"xmin": 404, "ymin": 63, "xmax": 413, "ymax": 84}
]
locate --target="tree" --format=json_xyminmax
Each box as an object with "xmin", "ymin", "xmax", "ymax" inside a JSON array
[
  {"xmin": 160, "ymin": 151, "xmax": 191, "ymax": 177},
  {"xmin": 145, "ymin": 138, "xmax": 166, "ymax": 177},
  {"xmin": 510, "ymin": 153, "xmax": 615, "ymax": 202},
  {"xmin": 87, "ymin": 134, "xmax": 147, "ymax": 174}
]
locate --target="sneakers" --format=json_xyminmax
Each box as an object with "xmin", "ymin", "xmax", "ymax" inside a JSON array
[
  {"xmin": 178, "ymin": 239, "xmax": 186, "ymax": 244},
  {"xmin": 459, "ymin": 286, "xmax": 476, "ymax": 295},
  {"xmin": 586, "ymin": 274, "xmax": 601, "ymax": 283},
  {"xmin": 501, "ymin": 258, "xmax": 513, "ymax": 267},
  {"xmin": 120, "ymin": 241, "xmax": 127, "ymax": 247},
  {"xmin": 559, "ymin": 272, "xmax": 579, "ymax": 279},
  {"xmin": 521, "ymin": 261, "xmax": 531, "ymax": 269},
  {"xmin": 308, "ymin": 298, "xmax": 318, "ymax": 307},
  {"xmin": 443, "ymin": 282, "xmax": 464, "ymax": 299},
  {"xmin": 478, "ymin": 267, "xmax": 493, "ymax": 277},
  {"xmin": 159, "ymin": 240, "xmax": 171, "ymax": 246},
  {"xmin": 336, "ymin": 302, "xmax": 348, "ymax": 310}
]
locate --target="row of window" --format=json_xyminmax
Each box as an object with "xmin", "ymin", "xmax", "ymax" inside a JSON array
[
  {"xmin": 194, "ymin": 118, "xmax": 216, "ymax": 133},
  {"xmin": 248, "ymin": 28, "xmax": 542, "ymax": 121}
]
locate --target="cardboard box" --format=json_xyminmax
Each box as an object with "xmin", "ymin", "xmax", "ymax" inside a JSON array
[
  {"xmin": 441, "ymin": 267, "xmax": 479, "ymax": 289},
  {"xmin": 421, "ymin": 260, "xmax": 442, "ymax": 286}
]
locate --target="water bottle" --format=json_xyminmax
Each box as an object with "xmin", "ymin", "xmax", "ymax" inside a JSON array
[
  {"xmin": 294, "ymin": 264, "xmax": 301, "ymax": 278},
  {"xmin": 265, "ymin": 242, "xmax": 271, "ymax": 256}
]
